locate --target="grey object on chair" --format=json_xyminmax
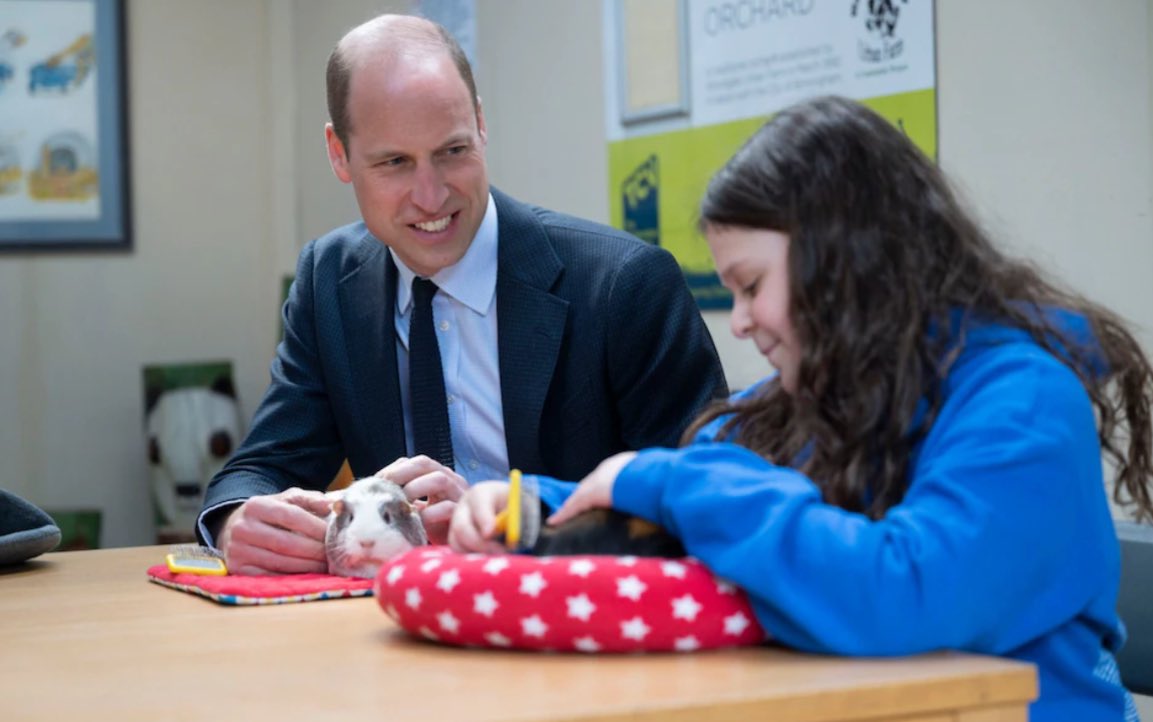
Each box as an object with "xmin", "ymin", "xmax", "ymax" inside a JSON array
[
  {"xmin": 1116, "ymin": 520, "xmax": 1153, "ymax": 696},
  {"xmin": 0, "ymin": 489, "xmax": 62, "ymax": 565}
]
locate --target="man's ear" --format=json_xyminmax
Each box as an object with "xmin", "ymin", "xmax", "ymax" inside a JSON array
[
  {"xmin": 325, "ymin": 123, "xmax": 352, "ymax": 183},
  {"xmin": 475, "ymin": 97, "xmax": 487, "ymax": 145}
]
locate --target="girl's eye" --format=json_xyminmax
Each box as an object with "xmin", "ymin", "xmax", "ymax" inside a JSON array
[{"xmin": 741, "ymin": 280, "xmax": 759, "ymax": 297}]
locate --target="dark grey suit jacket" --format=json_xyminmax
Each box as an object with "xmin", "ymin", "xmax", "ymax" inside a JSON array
[{"xmin": 198, "ymin": 188, "xmax": 726, "ymax": 539}]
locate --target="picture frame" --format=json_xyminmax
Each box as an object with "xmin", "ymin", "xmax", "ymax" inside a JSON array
[
  {"xmin": 615, "ymin": 0, "xmax": 690, "ymax": 126},
  {"xmin": 0, "ymin": 0, "xmax": 131, "ymax": 252}
]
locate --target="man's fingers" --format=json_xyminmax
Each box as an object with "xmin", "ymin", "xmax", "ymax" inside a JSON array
[
  {"xmin": 404, "ymin": 470, "xmax": 467, "ymax": 503},
  {"xmin": 226, "ymin": 542, "xmax": 329, "ymax": 575},
  {"xmin": 249, "ymin": 497, "xmax": 328, "ymax": 541},
  {"xmin": 376, "ymin": 455, "xmax": 442, "ymax": 485},
  {"xmin": 284, "ymin": 491, "xmax": 335, "ymax": 518},
  {"xmin": 420, "ymin": 499, "xmax": 457, "ymax": 528},
  {"xmin": 228, "ymin": 517, "xmax": 326, "ymax": 559}
]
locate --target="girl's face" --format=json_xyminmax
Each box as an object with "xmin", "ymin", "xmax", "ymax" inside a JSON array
[{"xmin": 705, "ymin": 225, "xmax": 801, "ymax": 394}]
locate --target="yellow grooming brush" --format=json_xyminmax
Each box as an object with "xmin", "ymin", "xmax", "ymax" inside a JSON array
[{"xmin": 493, "ymin": 469, "xmax": 540, "ymax": 551}]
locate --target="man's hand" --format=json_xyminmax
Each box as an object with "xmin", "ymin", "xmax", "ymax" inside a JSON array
[
  {"xmin": 375, "ymin": 455, "xmax": 468, "ymax": 544},
  {"xmin": 216, "ymin": 488, "xmax": 332, "ymax": 575},
  {"xmin": 447, "ymin": 481, "xmax": 512, "ymax": 555}
]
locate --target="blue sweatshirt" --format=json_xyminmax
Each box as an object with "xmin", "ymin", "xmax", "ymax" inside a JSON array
[{"xmin": 538, "ymin": 317, "xmax": 1138, "ymax": 721}]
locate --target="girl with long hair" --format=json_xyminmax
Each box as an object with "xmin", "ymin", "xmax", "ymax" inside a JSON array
[{"xmin": 452, "ymin": 95, "xmax": 1153, "ymax": 721}]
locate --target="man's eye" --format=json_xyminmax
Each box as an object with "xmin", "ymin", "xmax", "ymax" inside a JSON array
[
  {"xmin": 445, "ymin": 145, "xmax": 468, "ymax": 156},
  {"xmin": 378, "ymin": 157, "xmax": 405, "ymax": 168}
]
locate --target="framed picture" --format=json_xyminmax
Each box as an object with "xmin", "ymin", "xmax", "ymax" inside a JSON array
[
  {"xmin": 615, "ymin": 0, "xmax": 690, "ymax": 125},
  {"xmin": 0, "ymin": 0, "xmax": 131, "ymax": 252}
]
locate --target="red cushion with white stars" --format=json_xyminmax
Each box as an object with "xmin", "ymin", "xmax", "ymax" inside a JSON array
[{"xmin": 374, "ymin": 546, "xmax": 766, "ymax": 653}]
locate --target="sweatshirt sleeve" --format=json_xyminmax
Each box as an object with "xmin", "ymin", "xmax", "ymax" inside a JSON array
[{"xmin": 612, "ymin": 344, "xmax": 1117, "ymax": 657}]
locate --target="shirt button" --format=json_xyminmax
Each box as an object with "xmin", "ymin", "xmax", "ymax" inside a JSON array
[
  {"xmin": 438, "ymin": 320, "xmax": 450, "ymax": 332},
  {"xmin": 446, "ymin": 394, "xmax": 455, "ymax": 405},
  {"xmin": 468, "ymin": 460, "xmax": 479, "ymax": 470}
]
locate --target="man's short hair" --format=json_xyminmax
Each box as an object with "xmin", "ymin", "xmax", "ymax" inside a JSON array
[{"xmin": 325, "ymin": 18, "xmax": 479, "ymax": 152}]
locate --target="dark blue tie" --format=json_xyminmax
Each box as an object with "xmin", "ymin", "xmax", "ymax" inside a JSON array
[{"xmin": 409, "ymin": 278, "xmax": 454, "ymax": 469}]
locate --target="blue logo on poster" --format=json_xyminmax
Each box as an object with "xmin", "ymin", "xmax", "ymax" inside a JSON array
[{"xmin": 622, "ymin": 154, "xmax": 659, "ymax": 245}]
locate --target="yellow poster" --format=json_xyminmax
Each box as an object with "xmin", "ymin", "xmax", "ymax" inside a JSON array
[{"xmin": 605, "ymin": 0, "xmax": 937, "ymax": 308}]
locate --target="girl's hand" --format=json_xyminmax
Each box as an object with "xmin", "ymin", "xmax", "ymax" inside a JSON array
[
  {"xmin": 447, "ymin": 481, "xmax": 512, "ymax": 555},
  {"xmin": 547, "ymin": 452, "xmax": 637, "ymax": 526}
]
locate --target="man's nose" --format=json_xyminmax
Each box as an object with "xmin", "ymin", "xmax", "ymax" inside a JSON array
[{"xmin": 410, "ymin": 164, "xmax": 449, "ymax": 213}]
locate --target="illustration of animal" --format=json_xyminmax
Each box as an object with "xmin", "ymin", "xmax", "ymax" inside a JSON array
[
  {"xmin": 146, "ymin": 377, "xmax": 241, "ymax": 542},
  {"xmin": 325, "ymin": 478, "xmax": 429, "ymax": 579}
]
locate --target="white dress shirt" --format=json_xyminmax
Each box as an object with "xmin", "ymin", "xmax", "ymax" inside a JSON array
[{"xmin": 390, "ymin": 193, "xmax": 508, "ymax": 484}]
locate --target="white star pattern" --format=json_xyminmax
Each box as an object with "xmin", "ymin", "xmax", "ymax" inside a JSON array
[
  {"xmin": 620, "ymin": 616, "xmax": 651, "ymax": 641},
  {"xmin": 566, "ymin": 594, "xmax": 596, "ymax": 622},
  {"xmin": 521, "ymin": 615, "xmax": 549, "ymax": 638},
  {"xmin": 473, "ymin": 591, "xmax": 499, "ymax": 617},
  {"xmin": 404, "ymin": 587, "xmax": 422, "ymax": 610},
  {"xmin": 436, "ymin": 610, "xmax": 460, "ymax": 634},
  {"xmin": 484, "ymin": 631, "xmax": 511, "ymax": 647},
  {"xmin": 723, "ymin": 611, "xmax": 751, "ymax": 636},
  {"xmin": 573, "ymin": 636, "xmax": 602, "ymax": 653},
  {"xmin": 519, "ymin": 572, "xmax": 548, "ymax": 598},
  {"xmin": 567, "ymin": 559, "xmax": 596, "ymax": 577},
  {"xmin": 386, "ymin": 565, "xmax": 405, "ymax": 586},
  {"xmin": 374, "ymin": 552, "xmax": 764, "ymax": 653},
  {"xmin": 483, "ymin": 557, "xmax": 510, "ymax": 575},
  {"xmin": 616, "ymin": 575, "xmax": 647, "ymax": 601},
  {"xmin": 436, "ymin": 569, "xmax": 462, "ymax": 593},
  {"xmin": 674, "ymin": 636, "xmax": 700, "ymax": 652},
  {"xmin": 671, "ymin": 594, "xmax": 703, "ymax": 622}
]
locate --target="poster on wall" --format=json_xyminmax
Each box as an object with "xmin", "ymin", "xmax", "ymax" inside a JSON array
[
  {"xmin": 605, "ymin": 0, "xmax": 937, "ymax": 308},
  {"xmin": 0, "ymin": 0, "xmax": 131, "ymax": 252},
  {"xmin": 143, "ymin": 361, "xmax": 242, "ymax": 544}
]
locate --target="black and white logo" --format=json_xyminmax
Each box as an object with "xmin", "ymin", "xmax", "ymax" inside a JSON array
[{"xmin": 851, "ymin": 0, "xmax": 908, "ymax": 63}]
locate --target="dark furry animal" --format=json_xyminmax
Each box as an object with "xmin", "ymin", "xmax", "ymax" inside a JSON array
[{"xmin": 529, "ymin": 507, "xmax": 685, "ymax": 557}]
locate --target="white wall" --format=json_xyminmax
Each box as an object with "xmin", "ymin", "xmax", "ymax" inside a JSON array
[
  {"xmin": 0, "ymin": 1, "xmax": 284, "ymax": 546},
  {"xmin": 2, "ymin": 0, "xmax": 1152, "ymax": 552}
]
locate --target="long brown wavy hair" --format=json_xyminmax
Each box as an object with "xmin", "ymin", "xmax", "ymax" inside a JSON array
[{"xmin": 690, "ymin": 95, "xmax": 1153, "ymax": 523}]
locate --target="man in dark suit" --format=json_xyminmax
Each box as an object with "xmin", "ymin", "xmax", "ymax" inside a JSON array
[{"xmin": 197, "ymin": 14, "xmax": 725, "ymax": 574}]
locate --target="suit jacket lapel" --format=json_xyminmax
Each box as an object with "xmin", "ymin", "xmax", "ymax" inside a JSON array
[
  {"xmin": 493, "ymin": 189, "xmax": 567, "ymax": 473},
  {"xmin": 338, "ymin": 235, "xmax": 407, "ymax": 470}
]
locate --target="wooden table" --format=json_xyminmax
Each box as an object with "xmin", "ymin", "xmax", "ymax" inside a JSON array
[{"xmin": 0, "ymin": 546, "xmax": 1036, "ymax": 721}]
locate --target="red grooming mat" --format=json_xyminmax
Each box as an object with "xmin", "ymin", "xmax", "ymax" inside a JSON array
[{"xmin": 147, "ymin": 565, "xmax": 373, "ymax": 605}]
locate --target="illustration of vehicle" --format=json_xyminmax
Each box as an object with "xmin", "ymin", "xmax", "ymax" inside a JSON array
[
  {"xmin": 27, "ymin": 132, "xmax": 98, "ymax": 201},
  {"xmin": 28, "ymin": 33, "xmax": 93, "ymax": 94}
]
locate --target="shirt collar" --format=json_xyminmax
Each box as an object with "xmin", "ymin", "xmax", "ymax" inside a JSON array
[{"xmin": 393, "ymin": 193, "xmax": 498, "ymax": 316}]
